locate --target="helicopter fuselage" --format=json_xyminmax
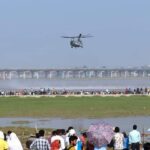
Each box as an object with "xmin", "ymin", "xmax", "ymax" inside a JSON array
[{"xmin": 70, "ymin": 39, "xmax": 83, "ymax": 48}]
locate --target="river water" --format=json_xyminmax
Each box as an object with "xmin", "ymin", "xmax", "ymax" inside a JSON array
[{"xmin": 0, "ymin": 116, "xmax": 150, "ymax": 133}]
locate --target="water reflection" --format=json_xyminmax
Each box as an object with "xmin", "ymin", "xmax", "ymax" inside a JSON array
[{"xmin": 0, "ymin": 116, "xmax": 150, "ymax": 132}]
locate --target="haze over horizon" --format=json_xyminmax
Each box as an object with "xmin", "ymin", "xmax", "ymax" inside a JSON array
[{"xmin": 0, "ymin": 0, "xmax": 150, "ymax": 69}]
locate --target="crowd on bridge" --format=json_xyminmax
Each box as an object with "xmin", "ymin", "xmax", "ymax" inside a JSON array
[
  {"xmin": 0, "ymin": 87, "xmax": 150, "ymax": 96},
  {"xmin": 0, "ymin": 124, "xmax": 150, "ymax": 150}
]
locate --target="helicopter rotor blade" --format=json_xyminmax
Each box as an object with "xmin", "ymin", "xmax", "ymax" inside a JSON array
[
  {"xmin": 80, "ymin": 34, "xmax": 93, "ymax": 38},
  {"xmin": 61, "ymin": 34, "xmax": 93, "ymax": 39},
  {"xmin": 61, "ymin": 36, "xmax": 74, "ymax": 38},
  {"xmin": 61, "ymin": 35, "xmax": 79, "ymax": 38}
]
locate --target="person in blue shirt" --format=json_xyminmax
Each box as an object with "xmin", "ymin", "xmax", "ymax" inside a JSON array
[{"xmin": 122, "ymin": 132, "xmax": 129, "ymax": 150}]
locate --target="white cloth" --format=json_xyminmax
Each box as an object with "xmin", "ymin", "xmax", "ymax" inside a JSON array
[
  {"xmin": 0, "ymin": 131, "xmax": 4, "ymax": 139},
  {"xmin": 7, "ymin": 132, "xmax": 23, "ymax": 150},
  {"xmin": 51, "ymin": 135, "xmax": 65, "ymax": 150},
  {"xmin": 69, "ymin": 129, "xmax": 76, "ymax": 136},
  {"xmin": 129, "ymin": 130, "xmax": 141, "ymax": 144}
]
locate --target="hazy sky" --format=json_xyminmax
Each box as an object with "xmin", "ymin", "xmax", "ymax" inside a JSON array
[{"xmin": 0, "ymin": 0, "xmax": 150, "ymax": 69}]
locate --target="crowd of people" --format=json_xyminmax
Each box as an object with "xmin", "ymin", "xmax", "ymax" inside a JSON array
[
  {"xmin": 0, "ymin": 124, "xmax": 150, "ymax": 150},
  {"xmin": 26, "ymin": 124, "xmax": 150, "ymax": 150},
  {"xmin": 28, "ymin": 124, "xmax": 150, "ymax": 150},
  {"xmin": 0, "ymin": 87, "xmax": 150, "ymax": 96}
]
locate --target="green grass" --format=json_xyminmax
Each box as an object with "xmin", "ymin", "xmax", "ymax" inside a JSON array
[{"xmin": 0, "ymin": 96, "xmax": 150, "ymax": 118}]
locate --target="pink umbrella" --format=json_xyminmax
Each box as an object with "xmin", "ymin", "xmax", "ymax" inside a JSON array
[{"xmin": 87, "ymin": 122, "xmax": 114, "ymax": 148}]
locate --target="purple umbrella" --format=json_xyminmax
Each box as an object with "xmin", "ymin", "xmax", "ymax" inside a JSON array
[{"xmin": 87, "ymin": 122, "xmax": 114, "ymax": 148}]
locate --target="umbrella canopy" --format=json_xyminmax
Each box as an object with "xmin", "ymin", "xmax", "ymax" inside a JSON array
[{"xmin": 87, "ymin": 122, "xmax": 114, "ymax": 148}]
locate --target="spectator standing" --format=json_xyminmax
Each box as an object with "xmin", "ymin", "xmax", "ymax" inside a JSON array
[
  {"xmin": 122, "ymin": 132, "xmax": 129, "ymax": 150},
  {"xmin": 30, "ymin": 129, "xmax": 50, "ymax": 150},
  {"xmin": 80, "ymin": 132, "xmax": 88, "ymax": 150},
  {"xmin": 113, "ymin": 127, "xmax": 124, "ymax": 150},
  {"xmin": 129, "ymin": 124, "xmax": 141, "ymax": 150}
]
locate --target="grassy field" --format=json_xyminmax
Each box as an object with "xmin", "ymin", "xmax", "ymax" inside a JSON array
[{"xmin": 0, "ymin": 95, "xmax": 150, "ymax": 118}]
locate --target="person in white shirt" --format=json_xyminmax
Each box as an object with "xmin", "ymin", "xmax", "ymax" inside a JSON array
[{"xmin": 129, "ymin": 124, "xmax": 141, "ymax": 150}]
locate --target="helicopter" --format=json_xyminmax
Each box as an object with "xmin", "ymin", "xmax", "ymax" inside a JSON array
[{"xmin": 61, "ymin": 33, "xmax": 93, "ymax": 48}]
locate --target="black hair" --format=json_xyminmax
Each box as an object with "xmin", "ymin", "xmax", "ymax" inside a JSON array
[
  {"xmin": 114, "ymin": 127, "xmax": 120, "ymax": 133},
  {"xmin": 36, "ymin": 133, "xmax": 39, "ymax": 138},
  {"xmin": 67, "ymin": 126, "xmax": 74, "ymax": 133},
  {"xmin": 82, "ymin": 132, "xmax": 87, "ymax": 138},
  {"xmin": 51, "ymin": 130, "xmax": 57, "ymax": 136},
  {"xmin": 144, "ymin": 142, "xmax": 150, "ymax": 150},
  {"xmin": 133, "ymin": 124, "xmax": 137, "ymax": 130},
  {"xmin": 69, "ymin": 135, "xmax": 77, "ymax": 144},
  {"xmin": 7, "ymin": 130, "xmax": 12, "ymax": 135},
  {"xmin": 61, "ymin": 129, "xmax": 66, "ymax": 135},
  {"xmin": 38, "ymin": 129, "xmax": 45, "ymax": 137},
  {"xmin": 122, "ymin": 132, "xmax": 128, "ymax": 138}
]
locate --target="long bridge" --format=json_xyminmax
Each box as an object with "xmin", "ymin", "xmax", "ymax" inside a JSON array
[{"xmin": 0, "ymin": 68, "xmax": 150, "ymax": 80}]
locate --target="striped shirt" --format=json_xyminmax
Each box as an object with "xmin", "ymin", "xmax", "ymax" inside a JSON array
[{"xmin": 30, "ymin": 137, "xmax": 50, "ymax": 150}]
